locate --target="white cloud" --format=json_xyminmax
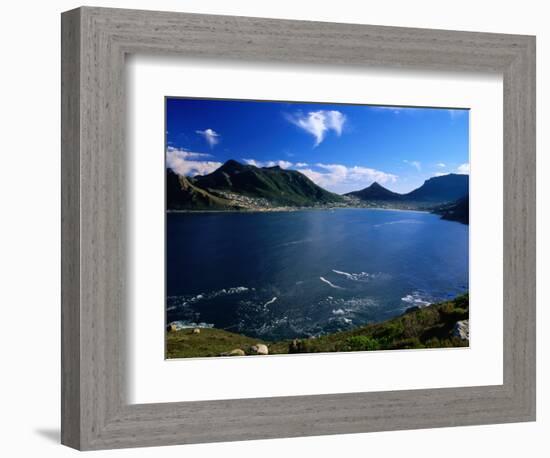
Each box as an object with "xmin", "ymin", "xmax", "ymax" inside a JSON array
[
  {"xmin": 286, "ymin": 110, "xmax": 346, "ymax": 146},
  {"xmin": 195, "ymin": 128, "xmax": 220, "ymax": 147},
  {"xmin": 296, "ymin": 163, "xmax": 397, "ymax": 194},
  {"xmin": 166, "ymin": 146, "xmax": 211, "ymax": 158},
  {"xmin": 404, "ymin": 160, "xmax": 422, "ymax": 171},
  {"xmin": 434, "ymin": 172, "xmax": 450, "ymax": 177},
  {"xmin": 457, "ymin": 162, "xmax": 470, "ymax": 174},
  {"xmin": 242, "ymin": 158, "xmax": 260, "ymax": 167},
  {"xmin": 295, "ymin": 162, "xmax": 309, "ymax": 167},
  {"xmin": 243, "ymin": 159, "xmax": 293, "ymax": 169},
  {"xmin": 326, "ymin": 111, "xmax": 346, "ymax": 135},
  {"xmin": 436, "ymin": 162, "xmax": 446, "ymax": 168},
  {"xmin": 166, "ymin": 147, "xmax": 222, "ymax": 176},
  {"xmin": 272, "ymin": 160, "xmax": 293, "ymax": 169}
]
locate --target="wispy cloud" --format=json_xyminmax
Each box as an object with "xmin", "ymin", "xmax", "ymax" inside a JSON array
[
  {"xmin": 403, "ymin": 160, "xmax": 422, "ymax": 171},
  {"xmin": 166, "ymin": 146, "xmax": 222, "ymax": 177},
  {"xmin": 369, "ymin": 106, "xmax": 403, "ymax": 115},
  {"xmin": 436, "ymin": 162, "xmax": 446, "ymax": 168},
  {"xmin": 434, "ymin": 172, "xmax": 450, "ymax": 177},
  {"xmin": 457, "ymin": 162, "xmax": 470, "ymax": 174},
  {"xmin": 243, "ymin": 159, "xmax": 293, "ymax": 169},
  {"xmin": 371, "ymin": 106, "xmax": 468, "ymax": 121},
  {"xmin": 166, "ymin": 146, "xmax": 211, "ymax": 159},
  {"xmin": 286, "ymin": 110, "xmax": 346, "ymax": 147},
  {"xmin": 195, "ymin": 128, "xmax": 220, "ymax": 148},
  {"xmin": 448, "ymin": 109, "xmax": 468, "ymax": 120},
  {"xmin": 296, "ymin": 163, "xmax": 397, "ymax": 194}
]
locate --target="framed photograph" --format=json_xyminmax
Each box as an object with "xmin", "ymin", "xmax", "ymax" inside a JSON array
[
  {"xmin": 164, "ymin": 97, "xmax": 471, "ymax": 359},
  {"xmin": 61, "ymin": 6, "xmax": 535, "ymax": 450}
]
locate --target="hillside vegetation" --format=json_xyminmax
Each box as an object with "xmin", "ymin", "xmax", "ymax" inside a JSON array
[
  {"xmin": 166, "ymin": 169, "xmax": 237, "ymax": 210},
  {"xmin": 432, "ymin": 197, "xmax": 469, "ymax": 224}
]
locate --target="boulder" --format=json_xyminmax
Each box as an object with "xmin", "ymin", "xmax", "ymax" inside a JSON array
[
  {"xmin": 192, "ymin": 328, "xmax": 201, "ymax": 335},
  {"xmin": 250, "ymin": 344, "xmax": 269, "ymax": 355},
  {"xmin": 226, "ymin": 348, "xmax": 245, "ymax": 357},
  {"xmin": 452, "ymin": 320, "xmax": 469, "ymax": 340}
]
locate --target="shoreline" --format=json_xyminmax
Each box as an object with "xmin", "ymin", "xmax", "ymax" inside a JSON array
[{"xmin": 167, "ymin": 206, "xmax": 432, "ymax": 215}]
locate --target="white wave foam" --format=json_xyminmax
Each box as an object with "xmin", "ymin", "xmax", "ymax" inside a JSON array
[
  {"xmin": 320, "ymin": 277, "xmax": 344, "ymax": 289},
  {"xmin": 332, "ymin": 308, "xmax": 346, "ymax": 315},
  {"xmin": 322, "ymin": 296, "xmax": 377, "ymax": 310},
  {"xmin": 185, "ymin": 286, "xmax": 250, "ymax": 303},
  {"xmin": 214, "ymin": 286, "xmax": 249, "ymax": 296},
  {"xmin": 167, "ymin": 321, "xmax": 214, "ymax": 330},
  {"xmin": 167, "ymin": 287, "xmax": 252, "ymax": 315},
  {"xmin": 332, "ymin": 269, "xmax": 373, "ymax": 281},
  {"xmin": 401, "ymin": 292, "xmax": 431, "ymax": 307},
  {"xmin": 254, "ymin": 316, "xmax": 292, "ymax": 336},
  {"xmin": 263, "ymin": 297, "xmax": 278, "ymax": 308},
  {"xmin": 328, "ymin": 316, "xmax": 353, "ymax": 325}
]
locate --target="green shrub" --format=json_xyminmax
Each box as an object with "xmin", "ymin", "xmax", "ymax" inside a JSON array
[
  {"xmin": 342, "ymin": 335, "xmax": 380, "ymax": 352},
  {"xmin": 453, "ymin": 294, "xmax": 469, "ymax": 309},
  {"xmin": 393, "ymin": 337, "xmax": 423, "ymax": 349},
  {"xmin": 423, "ymin": 338, "xmax": 439, "ymax": 347},
  {"xmin": 438, "ymin": 304, "xmax": 468, "ymax": 323},
  {"xmin": 374, "ymin": 320, "xmax": 405, "ymax": 345},
  {"xmin": 288, "ymin": 339, "xmax": 313, "ymax": 353},
  {"xmin": 411, "ymin": 308, "xmax": 436, "ymax": 326}
]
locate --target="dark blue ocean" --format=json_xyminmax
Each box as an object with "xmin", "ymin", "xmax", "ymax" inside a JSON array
[{"xmin": 166, "ymin": 209, "xmax": 468, "ymax": 340}]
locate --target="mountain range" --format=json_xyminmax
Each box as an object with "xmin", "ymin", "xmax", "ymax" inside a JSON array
[
  {"xmin": 345, "ymin": 173, "xmax": 469, "ymax": 204},
  {"xmin": 167, "ymin": 160, "xmax": 469, "ymax": 222}
]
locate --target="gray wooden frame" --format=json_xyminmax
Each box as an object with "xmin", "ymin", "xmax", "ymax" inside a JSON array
[{"xmin": 61, "ymin": 6, "xmax": 536, "ymax": 451}]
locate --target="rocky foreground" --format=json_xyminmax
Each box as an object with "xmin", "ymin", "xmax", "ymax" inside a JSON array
[{"xmin": 166, "ymin": 294, "xmax": 469, "ymax": 359}]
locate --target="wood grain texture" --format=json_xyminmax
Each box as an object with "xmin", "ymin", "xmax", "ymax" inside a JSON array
[
  {"xmin": 61, "ymin": 6, "xmax": 536, "ymax": 450},
  {"xmin": 60, "ymin": 7, "xmax": 81, "ymax": 449}
]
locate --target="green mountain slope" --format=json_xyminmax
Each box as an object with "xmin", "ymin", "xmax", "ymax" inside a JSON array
[
  {"xmin": 404, "ymin": 173, "xmax": 469, "ymax": 203},
  {"xmin": 166, "ymin": 168, "xmax": 236, "ymax": 210},
  {"xmin": 192, "ymin": 160, "xmax": 344, "ymax": 207},
  {"xmin": 345, "ymin": 182, "xmax": 404, "ymax": 201}
]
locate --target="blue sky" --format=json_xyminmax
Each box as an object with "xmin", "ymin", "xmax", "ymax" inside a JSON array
[{"xmin": 166, "ymin": 97, "xmax": 469, "ymax": 194}]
